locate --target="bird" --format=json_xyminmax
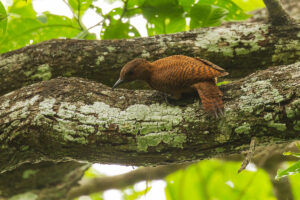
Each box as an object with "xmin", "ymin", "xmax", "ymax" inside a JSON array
[{"xmin": 112, "ymin": 55, "xmax": 229, "ymax": 118}]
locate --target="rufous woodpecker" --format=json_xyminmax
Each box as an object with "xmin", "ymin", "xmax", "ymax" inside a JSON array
[{"xmin": 112, "ymin": 55, "xmax": 228, "ymax": 117}]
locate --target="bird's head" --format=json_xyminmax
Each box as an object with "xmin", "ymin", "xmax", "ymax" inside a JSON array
[{"xmin": 112, "ymin": 58, "xmax": 152, "ymax": 89}]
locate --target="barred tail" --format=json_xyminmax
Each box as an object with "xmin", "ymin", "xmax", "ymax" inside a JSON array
[{"xmin": 193, "ymin": 81, "xmax": 225, "ymax": 118}]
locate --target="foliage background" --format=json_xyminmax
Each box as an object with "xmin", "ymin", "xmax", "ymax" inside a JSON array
[{"xmin": 1, "ymin": 0, "xmax": 299, "ymax": 200}]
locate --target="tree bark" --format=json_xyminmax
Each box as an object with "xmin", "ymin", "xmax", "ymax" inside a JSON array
[
  {"xmin": 0, "ymin": 23, "xmax": 300, "ymax": 95},
  {"xmin": 1, "ymin": 62, "xmax": 299, "ymax": 173}
]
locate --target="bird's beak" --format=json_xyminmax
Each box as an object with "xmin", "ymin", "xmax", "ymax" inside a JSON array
[{"xmin": 112, "ymin": 78, "xmax": 124, "ymax": 90}]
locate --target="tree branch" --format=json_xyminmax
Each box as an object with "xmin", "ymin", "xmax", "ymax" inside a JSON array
[
  {"xmin": 0, "ymin": 161, "xmax": 90, "ymax": 199},
  {"xmin": 67, "ymin": 164, "xmax": 187, "ymax": 199},
  {"xmin": 262, "ymin": 0, "xmax": 296, "ymax": 25},
  {"xmin": 0, "ymin": 62, "xmax": 299, "ymax": 173},
  {"xmin": 1, "ymin": 23, "xmax": 300, "ymax": 95}
]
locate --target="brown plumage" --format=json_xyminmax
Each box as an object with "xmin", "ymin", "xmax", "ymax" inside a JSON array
[{"xmin": 113, "ymin": 55, "xmax": 228, "ymax": 117}]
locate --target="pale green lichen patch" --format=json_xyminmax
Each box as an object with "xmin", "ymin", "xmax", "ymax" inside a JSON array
[
  {"xmin": 293, "ymin": 121, "xmax": 300, "ymax": 131},
  {"xmin": 217, "ymin": 119, "xmax": 233, "ymax": 140},
  {"xmin": 33, "ymin": 100, "xmax": 187, "ymax": 146},
  {"xmin": 273, "ymin": 39, "xmax": 300, "ymax": 63},
  {"xmin": 39, "ymin": 98, "xmax": 56, "ymax": 116},
  {"xmin": 1, "ymin": 95, "xmax": 40, "ymax": 123},
  {"xmin": 136, "ymin": 131, "xmax": 186, "ymax": 152},
  {"xmin": 286, "ymin": 107, "xmax": 295, "ymax": 119},
  {"xmin": 31, "ymin": 64, "xmax": 52, "ymax": 81},
  {"xmin": 0, "ymin": 53, "xmax": 30, "ymax": 71},
  {"xmin": 195, "ymin": 24, "xmax": 269, "ymax": 57},
  {"xmin": 216, "ymin": 147, "xmax": 225, "ymax": 153},
  {"xmin": 264, "ymin": 113, "xmax": 273, "ymax": 121},
  {"xmin": 239, "ymin": 80, "xmax": 284, "ymax": 113},
  {"xmin": 96, "ymin": 56, "xmax": 105, "ymax": 65},
  {"xmin": 141, "ymin": 49, "xmax": 150, "ymax": 58},
  {"xmin": 235, "ymin": 122, "xmax": 251, "ymax": 134},
  {"xmin": 9, "ymin": 192, "xmax": 37, "ymax": 200},
  {"xmin": 22, "ymin": 169, "xmax": 37, "ymax": 179},
  {"xmin": 268, "ymin": 121, "xmax": 287, "ymax": 131},
  {"xmin": 57, "ymin": 102, "xmax": 77, "ymax": 119},
  {"xmin": 107, "ymin": 46, "xmax": 116, "ymax": 52}
]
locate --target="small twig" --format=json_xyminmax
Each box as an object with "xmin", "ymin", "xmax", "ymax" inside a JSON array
[
  {"xmin": 262, "ymin": 0, "xmax": 295, "ymax": 25},
  {"xmin": 62, "ymin": 0, "xmax": 84, "ymax": 30},
  {"xmin": 87, "ymin": 19, "xmax": 104, "ymax": 31},
  {"xmin": 238, "ymin": 137, "xmax": 257, "ymax": 173},
  {"xmin": 119, "ymin": 0, "xmax": 128, "ymax": 21},
  {"xmin": 76, "ymin": 0, "xmax": 84, "ymax": 30},
  {"xmin": 67, "ymin": 164, "xmax": 188, "ymax": 199}
]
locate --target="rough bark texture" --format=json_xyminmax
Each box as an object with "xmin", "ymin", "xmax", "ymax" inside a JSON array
[
  {"xmin": 1, "ymin": 24, "xmax": 300, "ymax": 95},
  {"xmin": 262, "ymin": 0, "xmax": 295, "ymax": 25},
  {"xmin": 248, "ymin": 0, "xmax": 300, "ymax": 23},
  {"xmin": 0, "ymin": 161, "xmax": 90, "ymax": 199},
  {"xmin": 1, "ymin": 62, "xmax": 299, "ymax": 173}
]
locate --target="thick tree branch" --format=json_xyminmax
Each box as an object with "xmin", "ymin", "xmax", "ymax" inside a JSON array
[
  {"xmin": 0, "ymin": 62, "xmax": 299, "ymax": 173},
  {"xmin": 262, "ymin": 0, "xmax": 295, "ymax": 25},
  {"xmin": 67, "ymin": 164, "xmax": 187, "ymax": 199},
  {"xmin": 71, "ymin": 142, "xmax": 300, "ymax": 200},
  {"xmin": 0, "ymin": 161, "xmax": 90, "ymax": 199},
  {"xmin": 1, "ymin": 24, "xmax": 300, "ymax": 95},
  {"xmin": 248, "ymin": 0, "xmax": 300, "ymax": 23}
]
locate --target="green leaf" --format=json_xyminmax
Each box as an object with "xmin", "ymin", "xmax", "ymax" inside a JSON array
[
  {"xmin": 232, "ymin": 0, "xmax": 265, "ymax": 12},
  {"xmin": 192, "ymin": 0, "xmax": 250, "ymax": 21},
  {"xmin": 75, "ymin": 29, "xmax": 97, "ymax": 39},
  {"xmin": 190, "ymin": 4, "xmax": 228, "ymax": 28},
  {"xmin": 0, "ymin": 1, "xmax": 7, "ymax": 38},
  {"xmin": 141, "ymin": 0, "xmax": 186, "ymax": 35},
  {"xmin": 178, "ymin": 0, "xmax": 194, "ymax": 12},
  {"xmin": 283, "ymin": 151, "xmax": 300, "ymax": 158},
  {"xmin": 165, "ymin": 160, "xmax": 275, "ymax": 200},
  {"xmin": 127, "ymin": 0, "xmax": 145, "ymax": 8},
  {"xmin": 8, "ymin": 0, "xmax": 36, "ymax": 18},
  {"xmin": 101, "ymin": 20, "xmax": 140, "ymax": 39},
  {"xmin": 89, "ymin": 192, "xmax": 104, "ymax": 200},
  {"xmin": 0, "ymin": 13, "xmax": 81, "ymax": 53},
  {"xmin": 276, "ymin": 161, "xmax": 300, "ymax": 180},
  {"xmin": 68, "ymin": 0, "xmax": 93, "ymax": 17}
]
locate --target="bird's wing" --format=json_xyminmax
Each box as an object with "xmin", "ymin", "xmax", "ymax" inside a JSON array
[
  {"xmin": 194, "ymin": 57, "xmax": 229, "ymax": 78},
  {"xmin": 192, "ymin": 81, "xmax": 225, "ymax": 118}
]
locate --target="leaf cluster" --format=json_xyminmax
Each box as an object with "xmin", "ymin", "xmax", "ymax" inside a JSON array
[{"xmin": 0, "ymin": 0, "xmax": 264, "ymax": 53}]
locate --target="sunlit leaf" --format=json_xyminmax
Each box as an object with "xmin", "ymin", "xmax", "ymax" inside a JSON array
[
  {"xmin": 232, "ymin": 0, "xmax": 265, "ymax": 12},
  {"xmin": 141, "ymin": 0, "xmax": 185, "ymax": 35},
  {"xmin": 0, "ymin": 1, "xmax": 7, "ymax": 38},
  {"xmin": 190, "ymin": 4, "xmax": 228, "ymax": 28},
  {"xmin": 178, "ymin": 0, "xmax": 194, "ymax": 12},
  {"xmin": 68, "ymin": 0, "xmax": 93, "ymax": 17},
  {"xmin": 8, "ymin": 0, "xmax": 36, "ymax": 18},
  {"xmin": 0, "ymin": 13, "xmax": 81, "ymax": 53},
  {"xmin": 101, "ymin": 20, "xmax": 140, "ymax": 39},
  {"xmin": 89, "ymin": 192, "xmax": 104, "ymax": 200},
  {"xmin": 276, "ymin": 161, "xmax": 300, "ymax": 180},
  {"xmin": 165, "ymin": 160, "xmax": 275, "ymax": 200},
  {"xmin": 196, "ymin": 0, "xmax": 250, "ymax": 21},
  {"xmin": 217, "ymin": 81, "xmax": 231, "ymax": 86},
  {"xmin": 283, "ymin": 151, "xmax": 300, "ymax": 158}
]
